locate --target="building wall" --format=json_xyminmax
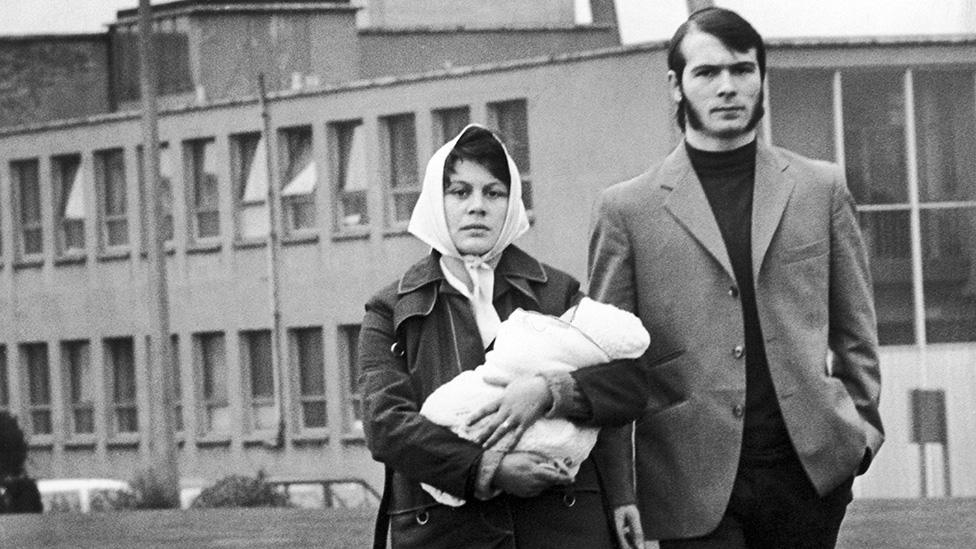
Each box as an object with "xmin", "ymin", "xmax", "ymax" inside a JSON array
[
  {"xmin": 362, "ymin": 0, "xmax": 577, "ymax": 28},
  {"xmin": 357, "ymin": 27, "xmax": 620, "ymax": 79},
  {"xmin": 0, "ymin": 36, "xmax": 110, "ymax": 127}
]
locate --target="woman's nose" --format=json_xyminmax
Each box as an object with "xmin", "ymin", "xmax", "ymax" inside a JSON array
[{"xmin": 466, "ymin": 191, "xmax": 485, "ymax": 212}]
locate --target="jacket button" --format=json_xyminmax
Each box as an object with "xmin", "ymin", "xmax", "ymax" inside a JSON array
[
  {"xmin": 732, "ymin": 345, "xmax": 744, "ymax": 359},
  {"xmin": 390, "ymin": 342, "xmax": 405, "ymax": 357},
  {"xmin": 728, "ymin": 286, "xmax": 739, "ymax": 298},
  {"xmin": 733, "ymin": 405, "xmax": 744, "ymax": 418}
]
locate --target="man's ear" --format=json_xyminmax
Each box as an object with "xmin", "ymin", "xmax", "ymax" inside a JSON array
[{"xmin": 668, "ymin": 70, "xmax": 682, "ymax": 103}]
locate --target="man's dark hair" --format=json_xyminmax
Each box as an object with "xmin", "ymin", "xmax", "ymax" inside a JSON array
[
  {"xmin": 667, "ymin": 7, "xmax": 766, "ymax": 130},
  {"xmin": 0, "ymin": 412, "xmax": 28, "ymax": 477},
  {"xmin": 443, "ymin": 126, "xmax": 511, "ymax": 189}
]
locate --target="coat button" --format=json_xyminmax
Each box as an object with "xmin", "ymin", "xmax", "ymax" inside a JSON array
[
  {"xmin": 728, "ymin": 286, "xmax": 739, "ymax": 298},
  {"xmin": 732, "ymin": 345, "xmax": 744, "ymax": 359},
  {"xmin": 733, "ymin": 405, "xmax": 744, "ymax": 418},
  {"xmin": 390, "ymin": 342, "xmax": 405, "ymax": 357}
]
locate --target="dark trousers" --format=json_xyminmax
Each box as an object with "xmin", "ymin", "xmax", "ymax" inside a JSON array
[{"xmin": 660, "ymin": 449, "xmax": 854, "ymax": 549}]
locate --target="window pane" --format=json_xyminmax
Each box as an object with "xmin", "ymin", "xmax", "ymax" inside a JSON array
[
  {"xmin": 196, "ymin": 332, "xmax": 228, "ymax": 434},
  {"xmin": 12, "ymin": 160, "xmax": 43, "ymax": 256},
  {"xmin": 333, "ymin": 121, "xmax": 369, "ymax": 229},
  {"xmin": 859, "ymin": 210, "xmax": 914, "ymax": 344},
  {"xmin": 97, "ymin": 149, "xmax": 129, "ymax": 247},
  {"xmin": 843, "ymin": 72, "xmax": 908, "ymax": 205},
  {"xmin": 170, "ymin": 335, "xmax": 183, "ymax": 432},
  {"xmin": 488, "ymin": 99, "xmax": 533, "ymax": 210},
  {"xmin": 296, "ymin": 329, "xmax": 324, "ymax": 396},
  {"xmin": 245, "ymin": 331, "xmax": 274, "ymax": 398},
  {"xmin": 922, "ymin": 208, "xmax": 976, "ymax": 342},
  {"xmin": 384, "ymin": 114, "xmax": 419, "ymax": 223},
  {"xmin": 63, "ymin": 341, "xmax": 94, "ymax": 435},
  {"xmin": 190, "ymin": 139, "xmax": 220, "ymax": 239},
  {"xmin": 340, "ymin": 325, "xmax": 362, "ymax": 432},
  {"xmin": 233, "ymin": 133, "xmax": 269, "ymax": 240},
  {"xmin": 22, "ymin": 343, "xmax": 52, "ymax": 435},
  {"xmin": 769, "ymin": 70, "xmax": 835, "ymax": 162},
  {"xmin": 280, "ymin": 127, "xmax": 317, "ymax": 231},
  {"xmin": 106, "ymin": 337, "xmax": 137, "ymax": 433},
  {"xmin": 434, "ymin": 107, "xmax": 470, "ymax": 144},
  {"xmin": 914, "ymin": 71, "xmax": 976, "ymax": 203},
  {"xmin": 54, "ymin": 155, "xmax": 86, "ymax": 253},
  {"xmin": 0, "ymin": 347, "xmax": 8, "ymax": 409}
]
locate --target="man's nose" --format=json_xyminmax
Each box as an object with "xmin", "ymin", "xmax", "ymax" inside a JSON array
[{"xmin": 716, "ymin": 71, "xmax": 736, "ymax": 96}]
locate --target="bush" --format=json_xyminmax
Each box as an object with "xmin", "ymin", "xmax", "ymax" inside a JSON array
[
  {"xmin": 191, "ymin": 471, "xmax": 289, "ymax": 509},
  {"xmin": 130, "ymin": 468, "xmax": 180, "ymax": 510}
]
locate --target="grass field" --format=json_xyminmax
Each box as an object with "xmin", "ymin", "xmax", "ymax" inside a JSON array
[{"xmin": 1, "ymin": 499, "xmax": 974, "ymax": 548}]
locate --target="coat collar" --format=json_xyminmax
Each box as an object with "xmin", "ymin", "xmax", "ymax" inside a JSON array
[
  {"xmin": 393, "ymin": 245, "xmax": 547, "ymax": 331},
  {"xmin": 661, "ymin": 139, "xmax": 794, "ymax": 280}
]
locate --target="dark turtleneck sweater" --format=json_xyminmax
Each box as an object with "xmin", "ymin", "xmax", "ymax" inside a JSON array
[{"xmin": 686, "ymin": 140, "xmax": 793, "ymax": 461}]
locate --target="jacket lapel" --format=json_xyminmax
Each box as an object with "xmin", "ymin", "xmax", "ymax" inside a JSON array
[
  {"xmin": 751, "ymin": 143, "xmax": 795, "ymax": 277},
  {"xmin": 663, "ymin": 145, "xmax": 735, "ymax": 280}
]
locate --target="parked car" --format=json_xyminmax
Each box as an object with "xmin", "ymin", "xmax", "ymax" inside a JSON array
[{"xmin": 37, "ymin": 478, "xmax": 137, "ymax": 513}]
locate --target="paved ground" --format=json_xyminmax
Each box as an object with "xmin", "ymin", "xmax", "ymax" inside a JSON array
[{"xmin": 1, "ymin": 498, "xmax": 975, "ymax": 548}]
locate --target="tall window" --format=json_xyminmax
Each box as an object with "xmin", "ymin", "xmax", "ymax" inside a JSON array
[
  {"xmin": 488, "ymin": 99, "xmax": 533, "ymax": 211},
  {"xmin": 381, "ymin": 113, "xmax": 420, "ymax": 225},
  {"xmin": 52, "ymin": 154, "xmax": 87, "ymax": 255},
  {"xmin": 241, "ymin": 330, "xmax": 275, "ymax": 432},
  {"xmin": 63, "ymin": 340, "xmax": 94, "ymax": 436},
  {"xmin": 0, "ymin": 346, "xmax": 7, "ymax": 415},
  {"xmin": 232, "ymin": 132, "xmax": 269, "ymax": 240},
  {"xmin": 21, "ymin": 343, "xmax": 52, "ymax": 436},
  {"xmin": 137, "ymin": 144, "xmax": 174, "ymax": 248},
  {"xmin": 170, "ymin": 335, "xmax": 183, "ymax": 433},
  {"xmin": 433, "ymin": 106, "xmax": 471, "ymax": 145},
  {"xmin": 105, "ymin": 337, "xmax": 138, "ymax": 434},
  {"xmin": 186, "ymin": 138, "xmax": 220, "ymax": 241},
  {"xmin": 11, "ymin": 159, "xmax": 43, "ymax": 258},
  {"xmin": 329, "ymin": 121, "xmax": 369, "ymax": 232},
  {"xmin": 194, "ymin": 332, "xmax": 228, "ymax": 435},
  {"xmin": 292, "ymin": 327, "xmax": 325, "ymax": 430},
  {"xmin": 843, "ymin": 71, "xmax": 913, "ymax": 345},
  {"xmin": 338, "ymin": 325, "xmax": 362, "ymax": 434},
  {"xmin": 914, "ymin": 71, "xmax": 976, "ymax": 342},
  {"xmin": 279, "ymin": 126, "xmax": 317, "ymax": 233},
  {"xmin": 95, "ymin": 149, "xmax": 129, "ymax": 248}
]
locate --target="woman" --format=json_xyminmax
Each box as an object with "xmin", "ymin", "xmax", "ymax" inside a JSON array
[
  {"xmin": 360, "ymin": 125, "xmax": 615, "ymax": 548},
  {"xmin": 0, "ymin": 412, "xmax": 43, "ymax": 514}
]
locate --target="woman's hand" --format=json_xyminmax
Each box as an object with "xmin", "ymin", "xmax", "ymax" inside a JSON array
[
  {"xmin": 614, "ymin": 504, "xmax": 645, "ymax": 549},
  {"xmin": 492, "ymin": 452, "xmax": 571, "ymax": 498},
  {"xmin": 466, "ymin": 375, "xmax": 553, "ymax": 448}
]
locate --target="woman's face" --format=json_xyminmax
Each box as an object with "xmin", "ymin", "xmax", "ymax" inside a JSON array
[{"xmin": 444, "ymin": 159, "xmax": 510, "ymax": 256}]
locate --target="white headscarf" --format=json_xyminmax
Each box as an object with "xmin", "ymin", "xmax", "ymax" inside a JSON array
[{"xmin": 407, "ymin": 124, "xmax": 531, "ymax": 347}]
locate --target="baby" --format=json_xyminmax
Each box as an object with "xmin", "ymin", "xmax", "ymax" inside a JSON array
[{"xmin": 420, "ymin": 297, "xmax": 649, "ymax": 506}]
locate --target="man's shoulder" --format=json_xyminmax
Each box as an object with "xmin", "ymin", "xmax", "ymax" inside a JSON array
[
  {"xmin": 769, "ymin": 144, "xmax": 842, "ymax": 182},
  {"xmin": 601, "ymin": 159, "xmax": 672, "ymax": 206}
]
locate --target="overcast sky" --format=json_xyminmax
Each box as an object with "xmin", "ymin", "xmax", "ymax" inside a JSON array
[{"xmin": 2, "ymin": 0, "xmax": 974, "ymax": 42}]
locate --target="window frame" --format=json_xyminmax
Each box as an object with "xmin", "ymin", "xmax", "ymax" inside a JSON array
[
  {"xmin": 20, "ymin": 342, "xmax": 53, "ymax": 437},
  {"xmin": 278, "ymin": 125, "xmax": 318, "ymax": 236},
  {"xmin": 291, "ymin": 326, "xmax": 327, "ymax": 433},
  {"xmin": 104, "ymin": 337, "xmax": 138, "ymax": 437},
  {"xmin": 184, "ymin": 137, "xmax": 221, "ymax": 243},
  {"xmin": 10, "ymin": 158, "xmax": 44, "ymax": 261},
  {"xmin": 380, "ymin": 113, "xmax": 420, "ymax": 229},
  {"xmin": 94, "ymin": 148, "xmax": 130, "ymax": 251},
  {"xmin": 328, "ymin": 120, "xmax": 370, "ymax": 236},
  {"xmin": 62, "ymin": 339, "xmax": 95, "ymax": 438},
  {"xmin": 193, "ymin": 332, "xmax": 229, "ymax": 438},
  {"xmin": 51, "ymin": 154, "xmax": 87, "ymax": 257}
]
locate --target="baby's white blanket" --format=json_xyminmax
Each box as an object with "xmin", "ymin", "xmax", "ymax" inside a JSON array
[{"xmin": 420, "ymin": 297, "xmax": 649, "ymax": 506}]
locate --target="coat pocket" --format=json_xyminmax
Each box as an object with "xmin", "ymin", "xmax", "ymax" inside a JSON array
[{"xmin": 780, "ymin": 237, "xmax": 828, "ymax": 264}]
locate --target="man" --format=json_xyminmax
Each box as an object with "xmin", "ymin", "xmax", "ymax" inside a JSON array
[{"xmin": 473, "ymin": 7, "xmax": 883, "ymax": 548}]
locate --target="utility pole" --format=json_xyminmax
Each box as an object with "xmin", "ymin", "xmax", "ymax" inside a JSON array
[
  {"xmin": 686, "ymin": 0, "xmax": 715, "ymax": 15},
  {"xmin": 138, "ymin": 0, "xmax": 179, "ymax": 505},
  {"xmin": 257, "ymin": 74, "xmax": 287, "ymax": 448}
]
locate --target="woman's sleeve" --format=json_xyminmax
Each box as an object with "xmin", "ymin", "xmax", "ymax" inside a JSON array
[{"xmin": 359, "ymin": 293, "xmax": 486, "ymax": 499}]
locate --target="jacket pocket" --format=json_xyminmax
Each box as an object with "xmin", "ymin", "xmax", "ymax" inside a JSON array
[{"xmin": 780, "ymin": 237, "xmax": 828, "ymax": 264}]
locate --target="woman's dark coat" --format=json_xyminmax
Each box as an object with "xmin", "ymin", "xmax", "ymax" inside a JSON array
[{"xmin": 360, "ymin": 246, "xmax": 614, "ymax": 548}]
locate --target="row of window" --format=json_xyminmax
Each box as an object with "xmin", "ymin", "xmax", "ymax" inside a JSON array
[
  {"xmin": 0, "ymin": 325, "xmax": 362, "ymax": 443},
  {"xmin": 1, "ymin": 99, "xmax": 530, "ymax": 262}
]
